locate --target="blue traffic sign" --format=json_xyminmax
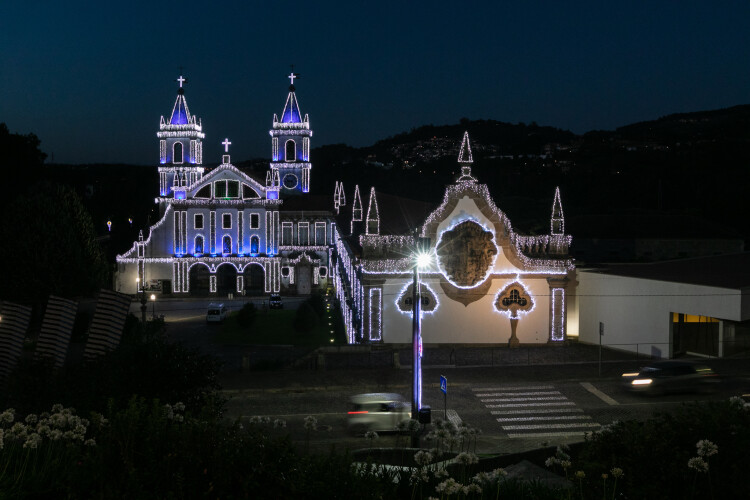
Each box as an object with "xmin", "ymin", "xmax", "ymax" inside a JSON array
[{"xmin": 440, "ymin": 375, "xmax": 447, "ymax": 394}]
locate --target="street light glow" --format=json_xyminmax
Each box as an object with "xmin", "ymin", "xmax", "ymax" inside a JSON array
[{"xmin": 416, "ymin": 252, "xmax": 431, "ymax": 268}]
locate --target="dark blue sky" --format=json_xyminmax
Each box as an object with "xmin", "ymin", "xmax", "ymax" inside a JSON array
[{"xmin": 1, "ymin": 1, "xmax": 749, "ymax": 164}]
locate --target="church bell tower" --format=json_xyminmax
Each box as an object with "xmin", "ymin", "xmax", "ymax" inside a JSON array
[
  {"xmin": 269, "ymin": 72, "xmax": 312, "ymax": 195},
  {"xmin": 157, "ymin": 75, "xmax": 205, "ymax": 198}
]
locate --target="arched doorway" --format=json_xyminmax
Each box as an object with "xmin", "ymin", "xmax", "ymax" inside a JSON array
[
  {"xmin": 243, "ymin": 263, "xmax": 265, "ymax": 296},
  {"xmin": 216, "ymin": 263, "xmax": 237, "ymax": 297},
  {"xmin": 189, "ymin": 263, "xmax": 210, "ymax": 297},
  {"xmin": 297, "ymin": 263, "xmax": 312, "ymax": 295}
]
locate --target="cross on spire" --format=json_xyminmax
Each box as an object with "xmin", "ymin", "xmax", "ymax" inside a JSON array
[
  {"xmin": 177, "ymin": 75, "xmax": 186, "ymax": 88},
  {"xmin": 222, "ymin": 138, "xmax": 231, "ymax": 153},
  {"xmin": 288, "ymin": 72, "xmax": 298, "ymax": 86}
]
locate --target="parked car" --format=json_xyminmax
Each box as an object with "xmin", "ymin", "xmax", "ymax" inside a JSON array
[
  {"xmin": 206, "ymin": 303, "xmax": 228, "ymax": 323},
  {"xmin": 621, "ymin": 360, "xmax": 720, "ymax": 395},
  {"xmin": 347, "ymin": 393, "xmax": 411, "ymax": 434},
  {"xmin": 269, "ymin": 294, "xmax": 283, "ymax": 309}
]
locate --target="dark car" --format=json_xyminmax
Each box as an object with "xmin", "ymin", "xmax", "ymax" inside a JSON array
[
  {"xmin": 621, "ymin": 360, "xmax": 720, "ymax": 395},
  {"xmin": 269, "ymin": 294, "xmax": 283, "ymax": 309}
]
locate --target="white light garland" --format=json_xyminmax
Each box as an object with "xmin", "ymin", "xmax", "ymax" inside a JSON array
[{"xmin": 395, "ymin": 280, "xmax": 440, "ymax": 315}]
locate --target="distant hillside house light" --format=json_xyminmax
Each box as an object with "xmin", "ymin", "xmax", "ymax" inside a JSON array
[{"xmin": 107, "ymin": 220, "xmax": 112, "ymax": 231}]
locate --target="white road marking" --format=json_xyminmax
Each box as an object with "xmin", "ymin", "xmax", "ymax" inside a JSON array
[
  {"xmin": 503, "ymin": 422, "xmax": 601, "ymax": 430},
  {"xmin": 485, "ymin": 401, "xmax": 575, "ymax": 408},
  {"xmin": 580, "ymin": 382, "xmax": 620, "ymax": 406},
  {"xmin": 507, "ymin": 431, "xmax": 597, "ymax": 438},
  {"xmin": 497, "ymin": 415, "xmax": 592, "ymax": 423},
  {"xmin": 475, "ymin": 391, "xmax": 561, "ymax": 397},
  {"xmin": 446, "ymin": 409, "xmax": 462, "ymax": 427},
  {"xmin": 481, "ymin": 396, "xmax": 568, "ymax": 403},
  {"xmin": 491, "ymin": 408, "xmax": 583, "ymax": 415},
  {"xmin": 472, "ymin": 385, "xmax": 553, "ymax": 392}
]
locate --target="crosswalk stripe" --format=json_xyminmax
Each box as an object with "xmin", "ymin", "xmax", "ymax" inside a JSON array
[
  {"xmin": 481, "ymin": 396, "xmax": 568, "ymax": 403},
  {"xmin": 485, "ymin": 402, "xmax": 575, "ymax": 408},
  {"xmin": 503, "ymin": 423, "xmax": 601, "ymax": 430},
  {"xmin": 472, "ymin": 385, "xmax": 553, "ymax": 392},
  {"xmin": 491, "ymin": 408, "xmax": 583, "ymax": 415},
  {"xmin": 475, "ymin": 391, "xmax": 561, "ymax": 397},
  {"xmin": 497, "ymin": 415, "xmax": 592, "ymax": 423},
  {"xmin": 507, "ymin": 431, "xmax": 596, "ymax": 438}
]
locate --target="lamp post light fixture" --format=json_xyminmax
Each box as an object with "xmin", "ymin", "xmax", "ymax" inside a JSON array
[
  {"xmin": 150, "ymin": 294, "xmax": 156, "ymax": 320},
  {"xmin": 411, "ymin": 236, "xmax": 431, "ymax": 448},
  {"xmin": 136, "ymin": 277, "xmax": 147, "ymax": 323}
]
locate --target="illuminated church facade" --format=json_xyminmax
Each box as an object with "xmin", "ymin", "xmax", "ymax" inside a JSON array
[
  {"xmin": 116, "ymin": 76, "xmax": 575, "ymax": 345},
  {"xmin": 115, "ymin": 75, "xmax": 332, "ymax": 297},
  {"xmin": 331, "ymin": 133, "xmax": 575, "ymax": 345}
]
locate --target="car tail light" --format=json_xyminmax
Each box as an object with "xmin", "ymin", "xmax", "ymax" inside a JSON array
[{"xmin": 348, "ymin": 411, "xmax": 368, "ymax": 414}]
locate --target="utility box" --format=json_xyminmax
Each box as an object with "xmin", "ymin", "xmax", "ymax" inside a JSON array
[{"xmin": 418, "ymin": 405, "xmax": 431, "ymax": 424}]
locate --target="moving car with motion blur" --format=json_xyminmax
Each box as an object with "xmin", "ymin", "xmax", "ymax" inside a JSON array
[
  {"xmin": 621, "ymin": 360, "xmax": 720, "ymax": 395},
  {"xmin": 347, "ymin": 393, "xmax": 411, "ymax": 434}
]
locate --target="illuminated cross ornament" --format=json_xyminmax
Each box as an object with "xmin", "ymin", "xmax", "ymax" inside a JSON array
[
  {"xmin": 494, "ymin": 281, "xmax": 534, "ymax": 348},
  {"xmin": 177, "ymin": 75, "xmax": 186, "ymax": 88},
  {"xmin": 222, "ymin": 138, "xmax": 231, "ymax": 164},
  {"xmin": 288, "ymin": 72, "xmax": 298, "ymax": 86}
]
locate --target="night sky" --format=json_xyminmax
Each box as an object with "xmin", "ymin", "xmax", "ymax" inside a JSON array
[{"xmin": 1, "ymin": 1, "xmax": 749, "ymax": 165}]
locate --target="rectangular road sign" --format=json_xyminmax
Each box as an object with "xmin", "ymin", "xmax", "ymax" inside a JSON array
[{"xmin": 440, "ymin": 375, "xmax": 447, "ymax": 394}]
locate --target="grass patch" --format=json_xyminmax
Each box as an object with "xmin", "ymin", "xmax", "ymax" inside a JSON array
[{"xmin": 213, "ymin": 309, "xmax": 339, "ymax": 347}]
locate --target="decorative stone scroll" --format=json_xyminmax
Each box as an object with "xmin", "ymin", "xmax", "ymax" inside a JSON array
[{"xmin": 436, "ymin": 220, "xmax": 497, "ymax": 288}]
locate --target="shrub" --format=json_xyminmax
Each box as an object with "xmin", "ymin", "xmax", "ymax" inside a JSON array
[
  {"xmin": 293, "ymin": 302, "xmax": 318, "ymax": 333},
  {"xmin": 237, "ymin": 302, "xmax": 257, "ymax": 328},
  {"xmin": 306, "ymin": 294, "xmax": 327, "ymax": 321}
]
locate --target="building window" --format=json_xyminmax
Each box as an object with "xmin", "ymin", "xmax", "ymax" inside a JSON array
[
  {"xmin": 215, "ymin": 181, "xmax": 227, "ymax": 198},
  {"xmin": 281, "ymin": 222, "xmax": 293, "ymax": 245},
  {"xmin": 194, "ymin": 214, "xmax": 204, "ymax": 229},
  {"xmin": 249, "ymin": 213, "xmax": 260, "ymax": 229},
  {"xmin": 222, "ymin": 235, "xmax": 232, "ymax": 255},
  {"xmin": 285, "ymin": 140, "xmax": 295, "ymax": 162},
  {"xmin": 315, "ymin": 222, "xmax": 326, "ymax": 245},
  {"xmin": 222, "ymin": 213, "xmax": 231, "ymax": 229},
  {"xmin": 194, "ymin": 235, "xmax": 204, "ymax": 254},
  {"xmin": 250, "ymin": 235, "xmax": 260, "ymax": 254},
  {"xmin": 298, "ymin": 222, "xmax": 309, "ymax": 245},
  {"xmin": 227, "ymin": 180, "xmax": 239, "ymax": 198},
  {"xmin": 173, "ymin": 142, "xmax": 183, "ymax": 164}
]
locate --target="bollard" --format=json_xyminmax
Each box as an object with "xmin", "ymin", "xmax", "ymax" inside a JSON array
[{"xmin": 393, "ymin": 351, "xmax": 400, "ymax": 368}]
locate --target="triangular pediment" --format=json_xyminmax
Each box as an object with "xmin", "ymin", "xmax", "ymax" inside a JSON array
[{"xmin": 186, "ymin": 164, "xmax": 266, "ymax": 200}]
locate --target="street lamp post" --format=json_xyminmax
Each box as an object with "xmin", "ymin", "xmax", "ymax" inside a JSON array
[
  {"xmin": 150, "ymin": 294, "xmax": 156, "ymax": 320},
  {"xmin": 411, "ymin": 237, "xmax": 430, "ymax": 448},
  {"xmin": 137, "ymin": 278, "xmax": 147, "ymax": 323}
]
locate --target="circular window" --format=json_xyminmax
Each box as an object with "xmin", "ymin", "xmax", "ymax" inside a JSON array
[{"xmin": 283, "ymin": 174, "xmax": 298, "ymax": 189}]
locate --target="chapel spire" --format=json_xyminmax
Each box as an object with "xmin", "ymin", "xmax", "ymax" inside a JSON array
[
  {"xmin": 351, "ymin": 184, "xmax": 363, "ymax": 235},
  {"xmin": 551, "ymin": 186, "xmax": 565, "ymax": 235},
  {"xmin": 457, "ymin": 131, "xmax": 476, "ymax": 182},
  {"xmin": 366, "ymin": 187, "xmax": 380, "ymax": 235}
]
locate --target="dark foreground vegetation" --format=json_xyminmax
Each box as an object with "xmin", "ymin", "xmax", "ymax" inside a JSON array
[{"xmin": 2, "ymin": 316, "xmax": 750, "ymax": 498}]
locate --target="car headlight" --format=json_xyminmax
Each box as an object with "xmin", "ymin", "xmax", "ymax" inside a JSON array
[{"xmin": 632, "ymin": 378, "xmax": 653, "ymax": 386}]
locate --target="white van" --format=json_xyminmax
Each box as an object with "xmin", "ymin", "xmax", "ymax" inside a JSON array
[
  {"xmin": 347, "ymin": 393, "xmax": 412, "ymax": 434},
  {"xmin": 206, "ymin": 303, "xmax": 228, "ymax": 323}
]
